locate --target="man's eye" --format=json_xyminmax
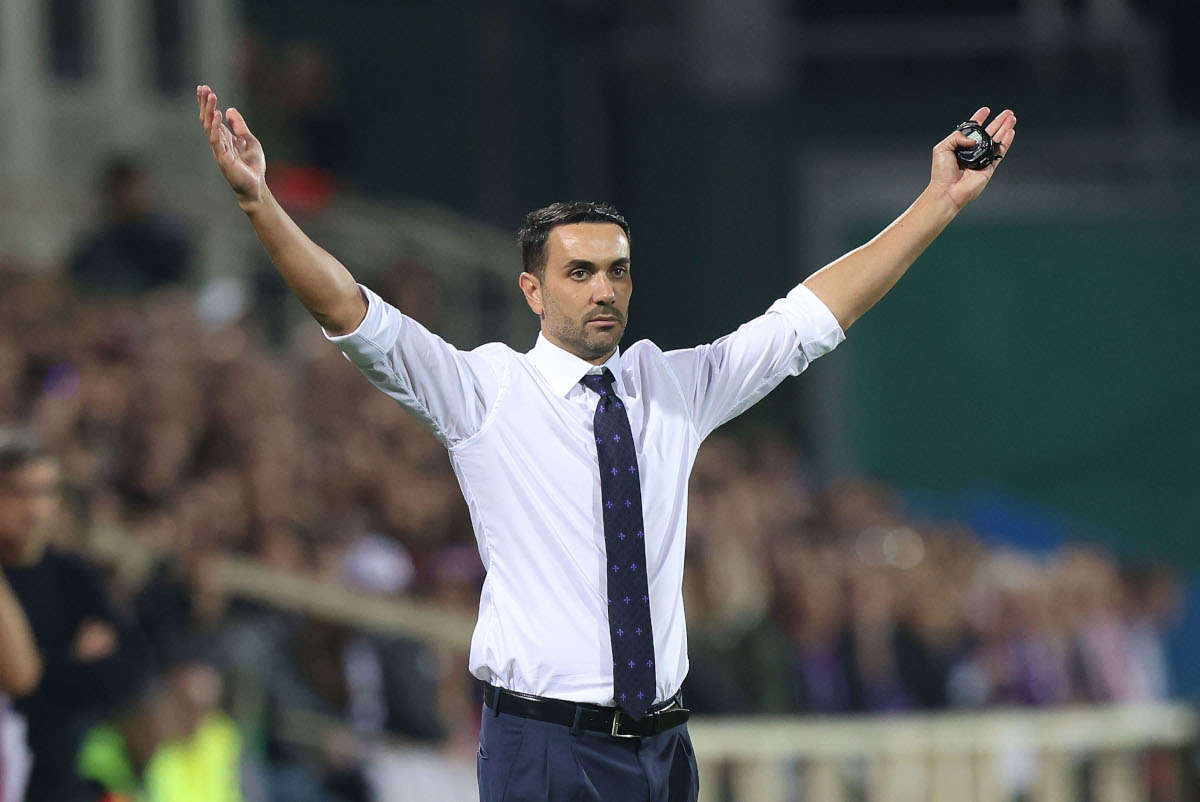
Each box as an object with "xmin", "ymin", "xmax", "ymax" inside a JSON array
[
  {"xmin": 612, "ymin": 267, "xmax": 627, "ymax": 277},
  {"xmin": 571, "ymin": 270, "xmax": 588, "ymax": 280}
]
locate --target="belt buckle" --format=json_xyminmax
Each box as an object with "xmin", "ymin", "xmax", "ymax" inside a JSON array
[{"xmin": 610, "ymin": 709, "xmax": 640, "ymax": 739}]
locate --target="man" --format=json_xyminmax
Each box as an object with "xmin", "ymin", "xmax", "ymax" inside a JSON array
[
  {"xmin": 0, "ymin": 429, "xmax": 152, "ymax": 801},
  {"xmin": 69, "ymin": 156, "xmax": 192, "ymax": 296},
  {"xmin": 0, "ymin": 431, "xmax": 47, "ymax": 802},
  {"xmin": 196, "ymin": 84, "xmax": 1016, "ymax": 801},
  {"xmin": 1, "ymin": 556, "xmax": 40, "ymax": 802}
]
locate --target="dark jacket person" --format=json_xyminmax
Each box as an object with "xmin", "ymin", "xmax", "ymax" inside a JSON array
[{"xmin": 0, "ymin": 428, "xmax": 152, "ymax": 802}]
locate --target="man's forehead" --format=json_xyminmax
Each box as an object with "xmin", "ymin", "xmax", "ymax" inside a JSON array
[
  {"xmin": 1, "ymin": 459, "xmax": 58, "ymax": 485},
  {"xmin": 547, "ymin": 223, "xmax": 629, "ymax": 261}
]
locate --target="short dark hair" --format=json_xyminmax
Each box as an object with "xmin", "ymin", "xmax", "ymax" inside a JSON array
[
  {"xmin": 518, "ymin": 202, "xmax": 631, "ymax": 281},
  {"xmin": 99, "ymin": 156, "xmax": 146, "ymax": 199},
  {"xmin": 0, "ymin": 427, "xmax": 50, "ymax": 474}
]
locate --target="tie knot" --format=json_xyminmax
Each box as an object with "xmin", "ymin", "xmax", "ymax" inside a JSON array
[{"xmin": 580, "ymin": 368, "xmax": 616, "ymax": 396}]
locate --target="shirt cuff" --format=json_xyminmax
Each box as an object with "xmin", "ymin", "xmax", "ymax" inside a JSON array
[
  {"xmin": 767, "ymin": 282, "xmax": 846, "ymax": 359},
  {"xmin": 322, "ymin": 284, "xmax": 402, "ymax": 367}
]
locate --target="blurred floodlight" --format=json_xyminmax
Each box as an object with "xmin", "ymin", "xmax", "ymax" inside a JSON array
[{"xmin": 856, "ymin": 524, "xmax": 925, "ymax": 570}]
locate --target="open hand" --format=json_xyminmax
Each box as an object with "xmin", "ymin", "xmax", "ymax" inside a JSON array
[
  {"xmin": 197, "ymin": 84, "xmax": 267, "ymax": 207},
  {"xmin": 930, "ymin": 107, "xmax": 1017, "ymax": 210},
  {"xmin": 72, "ymin": 618, "xmax": 117, "ymax": 662}
]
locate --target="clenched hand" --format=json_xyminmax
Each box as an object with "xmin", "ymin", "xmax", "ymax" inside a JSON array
[{"xmin": 930, "ymin": 106, "xmax": 1017, "ymax": 211}]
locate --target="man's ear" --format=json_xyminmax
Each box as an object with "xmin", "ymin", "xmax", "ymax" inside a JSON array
[{"xmin": 519, "ymin": 272, "xmax": 544, "ymax": 318}]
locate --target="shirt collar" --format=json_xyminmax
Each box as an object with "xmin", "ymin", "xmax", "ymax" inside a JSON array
[{"xmin": 527, "ymin": 332, "xmax": 628, "ymax": 398}]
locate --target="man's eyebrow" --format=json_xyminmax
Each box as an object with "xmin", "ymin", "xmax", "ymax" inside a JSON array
[{"xmin": 563, "ymin": 257, "xmax": 630, "ymax": 270}]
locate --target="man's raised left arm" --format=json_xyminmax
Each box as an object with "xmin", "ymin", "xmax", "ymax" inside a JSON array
[
  {"xmin": 803, "ymin": 107, "xmax": 1017, "ymax": 331},
  {"xmin": 0, "ymin": 569, "xmax": 40, "ymax": 696}
]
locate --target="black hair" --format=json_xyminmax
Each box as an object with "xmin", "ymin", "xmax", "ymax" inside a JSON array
[
  {"xmin": 99, "ymin": 155, "xmax": 145, "ymax": 198},
  {"xmin": 518, "ymin": 201, "xmax": 631, "ymax": 281},
  {"xmin": 0, "ymin": 427, "xmax": 50, "ymax": 475}
]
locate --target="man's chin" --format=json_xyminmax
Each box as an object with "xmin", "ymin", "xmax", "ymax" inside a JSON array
[
  {"xmin": 547, "ymin": 322, "xmax": 624, "ymax": 361},
  {"xmin": 586, "ymin": 329, "xmax": 623, "ymax": 353}
]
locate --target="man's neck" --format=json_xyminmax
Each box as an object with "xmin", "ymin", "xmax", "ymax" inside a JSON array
[{"xmin": 0, "ymin": 537, "xmax": 47, "ymax": 568}]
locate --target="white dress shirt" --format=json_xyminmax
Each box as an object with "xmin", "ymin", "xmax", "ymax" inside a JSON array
[
  {"xmin": 325, "ymin": 281, "xmax": 844, "ymax": 706},
  {"xmin": 1, "ymin": 696, "xmax": 31, "ymax": 802}
]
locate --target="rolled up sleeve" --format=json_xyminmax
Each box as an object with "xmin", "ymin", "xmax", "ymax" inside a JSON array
[
  {"xmin": 322, "ymin": 284, "xmax": 504, "ymax": 446},
  {"xmin": 766, "ymin": 281, "xmax": 845, "ymax": 361},
  {"xmin": 323, "ymin": 285, "xmax": 404, "ymax": 368},
  {"xmin": 663, "ymin": 281, "xmax": 845, "ymax": 440}
]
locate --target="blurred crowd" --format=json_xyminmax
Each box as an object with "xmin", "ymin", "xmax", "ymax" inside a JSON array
[
  {"xmin": 0, "ymin": 256, "xmax": 479, "ymax": 801},
  {"xmin": 683, "ymin": 444, "xmax": 1179, "ymax": 716},
  {"xmin": 0, "ymin": 167, "xmax": 1185, "ymax": 801}
]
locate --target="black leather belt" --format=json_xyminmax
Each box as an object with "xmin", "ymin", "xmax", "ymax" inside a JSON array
[{"xmin": 483, "ymin": 685, "xmax": 689, "ymax": 738}]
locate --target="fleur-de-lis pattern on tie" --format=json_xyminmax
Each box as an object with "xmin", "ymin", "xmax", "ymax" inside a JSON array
[{"xmin": 581, "ymin": 369, "xmax": 656, "ymax": 720}]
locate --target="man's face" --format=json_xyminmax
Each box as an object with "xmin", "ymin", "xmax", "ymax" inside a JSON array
[
  {"xmin": 0, "ymin": 459, "xmax": 60, "ymax": 562},
  {"xmin": 523, "ymin": 222, "xmax": 632, "ymax": 364}
]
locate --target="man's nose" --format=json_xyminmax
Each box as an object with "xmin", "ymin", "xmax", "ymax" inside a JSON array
[{"xmin": 592, "ymin": 274, "xmax": 616, "ymax": 303}]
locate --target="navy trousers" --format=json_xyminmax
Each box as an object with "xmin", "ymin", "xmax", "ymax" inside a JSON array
[{"xmin": 477, "ymin": 705, "xmax": 700, "ymax": 802}]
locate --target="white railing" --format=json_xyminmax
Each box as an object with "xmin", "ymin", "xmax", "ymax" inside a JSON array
[
  {"xmin": 279, "ymin": 704, "xmax": 1199, "ymax": 802},
  {"xmin": 86, "ymin": 527, "xmax": 477, "ymax": 649},
  {"xmin": 688, "ymin": 704, "xmax": 1197, "ymax": 802}
]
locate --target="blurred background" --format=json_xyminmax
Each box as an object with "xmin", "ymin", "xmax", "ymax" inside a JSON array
[{"xmin": 0, "ymin": 0, "xmax": 1198, "ymax": 800}]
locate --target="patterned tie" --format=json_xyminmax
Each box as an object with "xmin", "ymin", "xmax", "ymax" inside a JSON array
[{"xmin": 580, "ymin": 368, "xmax": 657, "ymax": 720}]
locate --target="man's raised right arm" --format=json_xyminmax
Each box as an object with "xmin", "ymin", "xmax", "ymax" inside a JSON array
[
  {"xmin": 197, "ymin": 85, "xmax": 365, "ymax": 334},
  {"xmin": 197, "ymin": 85, "xmax": 506, "ymax": 443}
]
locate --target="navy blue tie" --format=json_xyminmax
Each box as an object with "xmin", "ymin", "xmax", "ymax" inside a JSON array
[{"xmin": 580, "ymin": 368, "xmax": 656, "ymax": 720}]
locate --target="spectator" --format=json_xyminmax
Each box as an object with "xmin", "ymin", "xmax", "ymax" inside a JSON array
[
  {"xmin": 77, "ymin": 663, "xmax": 243, "ymax": 802},
  {"xmin": 681, "ymin": 539, "xmax": 789, "ymax": 715},
  {"xmin": 1, "ymin": 430, "xmax": 47, "ymax": 802},
  {"xmin": 774, "ymin": 544, "xmax": 860, "ymax": 713},
  {"xmin": 1057, "ymin": 547, "xmax": 1135, "ymax": 703},
  {"xmin": 891, "ymin": 557, "xmax": 970, "ymax": 709},
  {"xmin": 1122, "ymin": 562, "xmax": 1180, "ymax": 701},
  {"xmin": 274, "ymin": 44, "xmax": 352, "ymax": 179},
  {"xmin": 75, "ymin": 683, "xmax": 171, "ymax": 800},
  {"xmin": 846, "ymin": 563, "xmax": 914, "ymax": 712},
  {"xmin": 1, "ymin": 566, "xmax": 40, "ymax": 802},
  {"xmin": 949, "ymin": 552, "xmax": 1073, "ymax": 708},
  {"xmin": 0, "ymin": 427, "xmax": 152, "ymax": 801},
  {"xmin": 69, "ymin": 157, "xmax": 191, "ymax": 296}
]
